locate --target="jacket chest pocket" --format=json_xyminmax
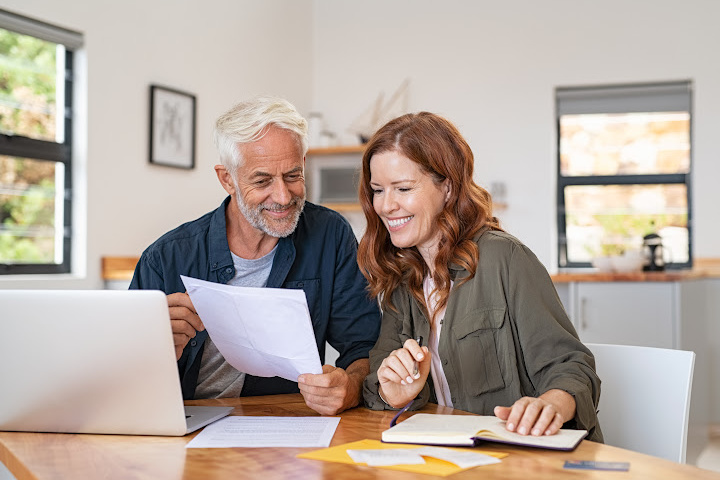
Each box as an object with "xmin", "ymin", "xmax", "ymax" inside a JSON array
[
  {"xmin": 283, "ymin": 279, "xmax": 321, "ymax": 327},
  {"xmin": 451, "ymin": 307, "xmax": 506, "ymax": 397}
]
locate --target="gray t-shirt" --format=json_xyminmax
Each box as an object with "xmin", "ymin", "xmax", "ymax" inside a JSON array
[{"xmin": 194, "ymin": 245, "xmax": 277, "ymax": 398}]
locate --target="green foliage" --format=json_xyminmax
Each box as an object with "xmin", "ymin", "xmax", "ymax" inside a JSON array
[
  {"xmin": 581, "ymin": 213, "xmax": 688, "ymax": 258},
  {"xmin": 0, "ymin": 232, "xmax": 51, "ymax": 262},
  {"xmin": 0, "ymin": 27, "xmax": 60, "ymax": 264},
  {"xmin": 0, "ymin": 28, "xmax": 56, "ymax": 94},
  {"xmin": 0, "ymin": 178, "xmax": 56, "ymax": 262},
  {"xmin": 0, "ymin": 28, "xmax": 57, "ymax": 138},
  {"xmin": 2, "ymin": 183, "xmax": 55, "ymax": 226}
]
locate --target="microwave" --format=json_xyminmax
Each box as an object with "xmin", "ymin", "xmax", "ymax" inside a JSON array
[{"xmin": 306, "ymin": 154, "xmax": 361, "ymax": 204}]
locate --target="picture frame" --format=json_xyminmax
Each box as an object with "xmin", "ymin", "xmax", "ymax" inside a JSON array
[{"xmin": 149, "ymin": 85, "xmax": 196, "ymax": 169}]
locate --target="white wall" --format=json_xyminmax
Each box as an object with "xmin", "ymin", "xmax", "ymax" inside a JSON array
[
  {"xmin": 3, "ymin": 0, "xmax": 719, "ymax": 282},
  {"xmin": 0, "ymin": 0, "xmax": 314, "ymax": 289},
  {"xmin": 312, "ymin": 0, "xmax": 720, "ymax": 269}
]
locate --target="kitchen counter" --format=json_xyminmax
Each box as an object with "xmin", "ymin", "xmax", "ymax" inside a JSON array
[
  {"xmin": 103, "ymin": 256, "xmax": 720, "ymax": 283},
  {"xmin": 552, "ymin": 258, "xmax": 720, "ymax": 283}
]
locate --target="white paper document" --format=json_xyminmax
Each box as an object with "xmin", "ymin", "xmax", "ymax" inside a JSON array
[
  {"xmin": 414, "ymin": 447, "xmax": 502, "ymax": 468},
  {"xmin": 181, "ymin": 275, "xmax": 323, "ymax": 382},
  {"xmin": 346, "ymin": 449, "xmax": 426, "ymax": 466},
  {"xmin": 185, "ymin": 416, "xmax": 341, "ymax": 448},
  {"xmin": 346, "ymin": 446, "xmax": 501, "ymax": 468}
]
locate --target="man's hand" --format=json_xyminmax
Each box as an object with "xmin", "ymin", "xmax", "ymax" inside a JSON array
[
  {"xmin": 297, "ymin": 358, "xmax": 369, "ymax": 415},
  {"xmin": 167, "ymin": 292, "xmax": 204, "ymax": 360}
]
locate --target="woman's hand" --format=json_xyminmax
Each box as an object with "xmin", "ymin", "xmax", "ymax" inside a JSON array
[
  {"xmin": 377, "ymin": 338, "xmax": 431, "ymax": 408},
  {"xmin": 493, "ymin": 389, "xmax": 576, "ymax": 436}
]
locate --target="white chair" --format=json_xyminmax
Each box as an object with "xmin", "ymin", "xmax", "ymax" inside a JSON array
[{"xmin": 585, "ymin": 343, "xmax": 695, "ymax": 463}]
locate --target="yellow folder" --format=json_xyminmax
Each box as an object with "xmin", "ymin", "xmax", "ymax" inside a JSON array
[{"xmin": 297, "ymin": 438, "xmax": 508, "ymax": 477}]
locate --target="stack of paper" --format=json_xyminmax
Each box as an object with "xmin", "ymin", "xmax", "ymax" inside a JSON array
[
  {"xmin": 298, "ymin": 439, "xmax": 508, "ymax": 476},
  {"xmin": 181, "ymin": 275, "xmax": 323, "ymax": 381}
]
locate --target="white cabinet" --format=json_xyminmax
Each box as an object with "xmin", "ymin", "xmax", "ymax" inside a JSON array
[
  {"xmin": 555, "ymin": 280, "xmax": 706, "ymax": 351},
  {"xmin": 570, "ymin": 282, "xmax": 675, "ymax": 348},
  {"xmin": 554, "ymin": 279, "xmax": 710, "ymax": 463}
]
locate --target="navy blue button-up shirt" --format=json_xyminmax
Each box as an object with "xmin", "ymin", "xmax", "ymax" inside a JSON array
[{"xmin": 130, "ymin": 197, "xmax": 381, "ymax": 399}]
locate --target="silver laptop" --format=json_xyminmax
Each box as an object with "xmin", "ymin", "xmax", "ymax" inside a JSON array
[{"xmin": 0, "ymin": 289, "xmax": 232, "ymax": 436}]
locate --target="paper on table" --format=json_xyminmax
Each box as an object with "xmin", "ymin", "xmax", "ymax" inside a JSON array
[
  {"xmin": 346, "ymin": 446, "xmax": 501, "ymax": 468},
  {"xmin": 181, "ymin": 275, "xmax": 323, "ymax": 381},
  {"xmin": 186, "ymin": 416, "xmax": 340, "ymax": 448},
  {"xmin": 347, "ymin": 449, "xmax": 425, "ymax": 466},
  {"xmin": 414, "ymin": 446, "xmax": 502, "ymax": 468}
]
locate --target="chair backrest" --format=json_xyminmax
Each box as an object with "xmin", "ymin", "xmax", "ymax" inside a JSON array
[{"xmin": 585, "ymin": 343, "xmax": 695, "ymax": 463}]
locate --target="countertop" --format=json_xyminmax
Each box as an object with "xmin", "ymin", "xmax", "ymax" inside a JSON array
[
  {"xmin": 552, "ymin": 258, "xmax": 720, "ymax": 283},
  {"xmin": 102, "ymin": 256, "xmax": 720, "ymax": 283}
]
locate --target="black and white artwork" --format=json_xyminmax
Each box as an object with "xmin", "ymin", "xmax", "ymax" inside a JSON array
[{"xmin": 149, "ymin": 85, "xmax": 196, "ymax": 169}]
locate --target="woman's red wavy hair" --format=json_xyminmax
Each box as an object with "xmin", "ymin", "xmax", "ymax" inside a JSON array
[{"xmin": 357, "ymin": 112, "xmax": 503, "ymax": 319}]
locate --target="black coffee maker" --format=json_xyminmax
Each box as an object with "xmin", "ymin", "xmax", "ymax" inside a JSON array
[{"xmin": 642, "ymin": 233, "xmax": 665, "ymax": 271}]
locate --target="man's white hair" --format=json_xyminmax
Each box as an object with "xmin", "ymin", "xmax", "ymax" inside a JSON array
[{"xmin": 213, "ymin": 95, "xmax": 308, "ymax": 172}]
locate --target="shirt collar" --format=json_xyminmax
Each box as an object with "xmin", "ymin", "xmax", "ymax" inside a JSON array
[
  {"xmin": 448, "ymin": 227, "xmax": 489, "ymax": 277},
  {"xmin": 208, "ymin": 195, "xmax": 298, "ymax": 286},
  {"xmin": 208, "ymin": 196, "xmax": 234, "ymax": 274}
]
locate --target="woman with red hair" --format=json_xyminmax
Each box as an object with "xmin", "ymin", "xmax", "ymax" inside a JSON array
[{"xmin": 359, "ymin": 112, "xmax": 602, "ymax": 442}]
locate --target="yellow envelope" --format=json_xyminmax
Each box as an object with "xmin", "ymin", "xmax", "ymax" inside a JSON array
[{"xmin": 297, "ymin": 439, "xmax": 508, "ymax": 477}]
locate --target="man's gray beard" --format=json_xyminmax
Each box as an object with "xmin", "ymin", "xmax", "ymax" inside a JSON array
[{"xmin": 235, "ymin": 189, "xmax": 305, "ymax": 238}]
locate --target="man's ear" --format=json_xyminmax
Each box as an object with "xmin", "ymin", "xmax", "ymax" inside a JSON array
[{"xmin": 215, "ymin": 165, "xmax": 235, "ymax": 195}]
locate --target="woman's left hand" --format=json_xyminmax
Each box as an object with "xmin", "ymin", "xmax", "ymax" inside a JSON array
[{"xmin": 493, "ymin": 389, "xmax": 576, "ymax": 436}]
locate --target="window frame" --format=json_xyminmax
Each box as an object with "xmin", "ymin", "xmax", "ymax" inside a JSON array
[
  {"xmin": 0, "ymin": 9, "xmax": 80, "ymax": 275},
  {"xmin": 555, "ymin": 81, "xmax": 693, "ymax": 270}
]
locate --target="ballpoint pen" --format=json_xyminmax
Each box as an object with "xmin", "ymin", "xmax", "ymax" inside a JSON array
[
  {"xmin": 412, "ymin": 335, "xmax": 423, "ymax": 379},
  {"xmin": 391, "ymin": 336, "xmax": 424, "ymax": 427}
]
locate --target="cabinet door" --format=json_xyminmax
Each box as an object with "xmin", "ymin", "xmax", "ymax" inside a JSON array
[
  {"xmin": 575, "ymin": 282, "xmax": 675, "ymax": 348},
  {"xmin": 554, "ymin": 283, "xmax": 571, "ymax": 315}
]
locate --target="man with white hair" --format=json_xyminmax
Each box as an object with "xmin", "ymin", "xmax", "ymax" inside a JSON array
[{"xmin": 130, "ymin": 96, "xmax": 380, "ymax": 415}]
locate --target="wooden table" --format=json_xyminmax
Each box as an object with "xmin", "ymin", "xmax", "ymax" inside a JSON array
[{"xmin": 1, "ymin": 394, "xmax": 718, "ymax": 479}]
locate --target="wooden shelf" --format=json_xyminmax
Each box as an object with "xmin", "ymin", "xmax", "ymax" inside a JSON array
[
  {"xmin": 322, "ymin": 202, "xmax": 363, "ymax": 213},
  {"xmin": 102, "ymin": 256, "xmax": 139, "ymax": 281},
  {"xmin": 325, "ymin": 203, "xmax": 505, "ymax": 214},
  {"xmin": 322, "ymin": 202, "xmax": 505, "ymax": 214},
  {"xmin": 307, "ymin": 145, "xmax": 365, "ymax": 155}
]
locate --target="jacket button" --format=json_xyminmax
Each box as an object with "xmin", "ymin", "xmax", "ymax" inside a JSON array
[
  {"xmin": 226, "ymin": 268, "xmax": 232, "ymax": 274},
  {"xmin": 298, "ymin": 282, "xmax": 304, "ymax": 287},
  {"xmin": 451, "ymin": 397, "xmax": 457, "ymax": 403},
  {"xmin": 442, "ymin": 359, "xmax": 448, "ymax": 365},
  {"xmin": 190, "ymin": 340, "xmax": 197, "ymax": 347},
  {"xmin": 212, "ymin": 263, "xmax": 217, "ymax": 268}
]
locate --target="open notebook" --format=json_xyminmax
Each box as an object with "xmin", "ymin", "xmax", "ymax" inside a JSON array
[
  {"xmin": 382, "ymin": 413, "xmax": 587, "ymax": 451},
  {"xmin": 0, "ymin": 289, "xmax": 232, "ymax": 436}
]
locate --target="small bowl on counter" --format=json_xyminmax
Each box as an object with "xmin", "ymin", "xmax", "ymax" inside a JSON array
[
  {"xmin": 591, "ymin": 255, "xmax": 615, "ymax": 272},
  {"xmin": 591, "ymin": 250, "xmax": 644, "ymax": 273},
  {"xmin": 610, "ymin": 256, "xmax": 642, "ymax": 273}
]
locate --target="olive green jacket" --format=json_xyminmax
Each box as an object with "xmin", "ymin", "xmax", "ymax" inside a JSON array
[{"xmin": 363, "ymin": 230, "xmax": 603, "ymax": 443}]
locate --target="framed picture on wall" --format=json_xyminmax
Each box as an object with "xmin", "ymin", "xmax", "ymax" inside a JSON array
[{"xmin": 149, "ymin": 85, "xmax": 196, "ymax": 169}]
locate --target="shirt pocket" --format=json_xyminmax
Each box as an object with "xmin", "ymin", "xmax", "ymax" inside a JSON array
[
  {"xmin": 451, "ymin": 307, "xmax": 507, "ymax": 397},
  {"xmin": 283, "ymin": 279, "xmax": 321, "ymax": 327}
]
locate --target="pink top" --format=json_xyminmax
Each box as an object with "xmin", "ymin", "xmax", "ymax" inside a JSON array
[{"xmin": 424, "ymin": 275, "xmax": 453, "ymax": 407}]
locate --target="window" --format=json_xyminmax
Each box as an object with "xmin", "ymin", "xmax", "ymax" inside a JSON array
[
  {"xmin": 556, "ymin": 81, "xmax": 692, "ymax": 269},
  {"xmin": 0, "ymin": 9, "xmax": 82, "ymax": 274}
]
